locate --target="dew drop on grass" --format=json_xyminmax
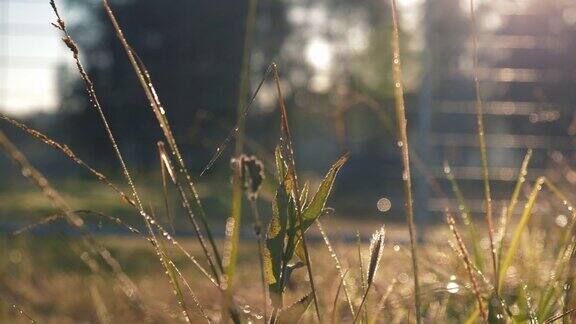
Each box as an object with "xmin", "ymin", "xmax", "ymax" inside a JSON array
[
  {"xmin": 555, "ymin": 214, "xmax": 568, "ymax": 228},
  {"xmin": 21, "ymin": 168, "xmax": 31, "ymax": 177},
  {"xmin": 377, "ymin": 197, "xmax": 391, "ymax": 212},
  {"xmin": 398, "ymin": 272, "xmax": 409, "ymax": 283},
  {"xmin": 446, "ymin": 281, "xmax": 459, "ymax": 294}
]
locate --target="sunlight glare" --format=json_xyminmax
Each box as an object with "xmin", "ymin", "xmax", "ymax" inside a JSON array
[{"xmin": 305, "ymin": 38, "xmax": 333, "ymax": 71}]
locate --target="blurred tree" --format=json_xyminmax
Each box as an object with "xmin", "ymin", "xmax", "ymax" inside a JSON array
[{"xmin": 57, "ymin": 0, "xmax": 288, "ymax": 171}]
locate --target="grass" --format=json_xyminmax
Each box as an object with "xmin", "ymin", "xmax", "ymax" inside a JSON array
[{"xmin": 1, "ymin": 0, "xmax": 576, "ymax": 323}]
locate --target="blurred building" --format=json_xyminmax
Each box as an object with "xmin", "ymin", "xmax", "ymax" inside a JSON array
[{"xmin": 422, "ymin": 0, "xmax": 576, "ymax": 218}]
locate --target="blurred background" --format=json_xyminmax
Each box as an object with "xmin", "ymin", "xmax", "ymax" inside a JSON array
[{"xmin": 1, "ymin": 0, "xmax": 576, "ymax": 235}]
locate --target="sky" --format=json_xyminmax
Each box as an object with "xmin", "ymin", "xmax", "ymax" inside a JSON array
[{"xmin": 0, "ymin": 0, "xmax": 67, "ymax": 116}]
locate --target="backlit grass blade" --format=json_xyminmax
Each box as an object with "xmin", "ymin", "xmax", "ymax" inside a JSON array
[
  {"xmin": 469, "ymin": 0, "xmax": 498, "ymax": 293},
  {"xmin": 0, "ymin": 130, "xmax": 150, "ymax": 317},
  {"xmin": 89, "ymin": 283, "xmax": 111, "ymax": 324},
  {"xmin": 234, "ymin": 0, "xmax": 258, "ymax": 156},
  {"xmin": 0, "ymin": 113, "xmax": 134, "ymax": 207},
  {"xmin": 356, "ymin": 231, "xmax": 367, "ymax": 323},
  {"xmin": 497, "ymin": 149, "xmax": 533, "ymax": 269},
  {"xmin": 390, "ymin": 1, "xmax": 421, "ymax": 321},
  {"xmin": 158, "ymin": 142, "xmax": 177, "ymax": 234},
  {"xmin": 276, "ymin": 292, "xmax": 313, "ymax": 324},
  {"xmin": 101, "ymin": 0, "xmax": 223, "ymax": 278},
  {"xmin": 443, "ymin": 161, "xmax": 484, "ymax": 270},
  {"xmin": 331, "ymin": 269, "xmax": 349, "ymax": 324},
  {"xmin": 353, "ymin": 226, "xmax": 386, "ymax": 324},
  {"xmin": 301, "ymin": 153, "xmax": 349, "ymax": 227},
  {"xmin": 292, "ymin": 153, "xmax": 349, "ymax": 258},
  {"xmin": 142, "ymin": 212, "xmax": 195, "ymax": 324},
  {"xmin": 543, "ymin": 308, "xmax": 576, "ymax": 323},
  {"xmin": 1, "ymin": 298, "xmax": 37, "ymax": 324},
  {"xmin": 272, "ymin": 63, "xmax": 321, "ymax": 322},
  {"xmin": 446, "ymin": 212, "xmax": 487, "ymax": 322},
  {"xmin": 221, "ymin": 160, "xmax": 244, "ymax": 324},
  {"xmin": 498, "ymin": 177, "xmax": 545, "ymax": 291},
  {"xmin": 370, "ymin": 279, "xmax": 397, "ymax": 322},
  {"xmin": 265, "ymin": 175, "xmax": 290, "ymax": 308},
  {"xmin": 317, "ymin": 219, "xmax": 356, "ymax": 319}
]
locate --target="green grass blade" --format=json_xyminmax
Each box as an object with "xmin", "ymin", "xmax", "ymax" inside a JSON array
[
  {"xmin": 469, "ymin": 0, "xmax": 498, "ymax": 295},
  {"xmin": 498, "ymin": 177, "xmax": 545, "ymax": 291},
  {"xmin": 464, "ymin": 307, "xmax": 480, "ymax": 324},
  {"xmin": 443, "ymin": 161, "xmax": 484, "ymax": 270},
  {"xmin": 497, "ymin": 150, "xmax": 533, "ymax": 269},
  {"xmin": 265, "ymin": 180, "xmax": 290, "ymax": 308},
  {"xmin": 272, "ymin": 63, "xmax": 321, "ymax": 321},
  {"xmin": 222, "ymin": 162, "xmax": 244, "ymax": 323},
  {"xmin": 222, "ymin": 1, "xmax": 259, "ymax": 317}
]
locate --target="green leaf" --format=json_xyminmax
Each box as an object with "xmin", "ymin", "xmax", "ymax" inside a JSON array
[
  {"xmin": 265, "ymin": 181, "xmax": 290, "ymax": 307},
  {"xmin": 301, "ymin": 152, "xmax": 349, "ymax": 230},
  {"xmin": 276, "ymin": 292, "xmax": 313, "ymax": 324},
  {"xmin": 290, "ymin": 153, "xmax": 349, "ymax": 265},
  {"xmin": 275, "ymin": 145, "xmax": 287, "ymax": 183},
  {"xmin": 281, "ymin": 194, "xmax": 299, "ymax": 268}
]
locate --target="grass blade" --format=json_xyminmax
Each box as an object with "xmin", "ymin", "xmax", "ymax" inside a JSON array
[
  {"xmin": 498, "ymin": 177, "xmax": 546, "ymax": 291},
  {"xmin": 101, "ymin": 0, "xmax": 223, "ymax": 279},
  {"xmin": 443, "ymin": 161, "xmax": 484, "ymax": 270},
  {"xmin": 370, "ymin": 279, "xmax": 398, "ymax": 322},
  {"xmin": 235, "ymin": 155, "xmax": 268, "ymax": 321},
  {"xmin": 353, "ymin": 226, "xmax": 386, "ymax": 324},
  {"xmin": 317, "ymin": 220, "xmax": 356, "ymax": 319},
  {"xmin": 0, "ymin": 296, "xmax": 37, "ymax": 324},
  {"xmin": 158, "ymin": 142, "xmax": 177, "ymax": 234},
  {"xmin": 265, "ymin": 175, "xmax": 290, "ymax": 308},
  {"xmin": 276, "ymin": 292, "xmax": 313, "ymax": 324},
  {"xmin": 143, "ymin": 209, "xmax": 194, "ymax": 323},
  {"xmin": 331, "ymin": 269, "xmax": 349, "ymax": 324},
  {"xmin": 224, "ymin": 0, "xmax": 260, "ymax": 304},
  {"xmin": 0, "ymin": 130, "xmax": 150, "ymax": 318},
  {"xmin": 367, "ymin": 226, "xmax": 386, "ymax": 285},
  {"xmin": 389, "ymin": 1, "xmax": 421, "ymax": 321},
  {"xmin": 446, "ymin": 212, "xmax": 487, "ymax": 322},
  {"xmin": 469, "ymin": 0, "xmax": 498, "ymax": 292},
  {"xmin": 301, "ymin": 153, "xmax": 349, "ymax": 227},
  {"xmin": 272, "ymin": 63, "xmax": 321, "ymax": 322},
  {"xmin": 544, "ymin": 308, "xmax": 576, "ymax": 324},
  {"xmin": 497, "ymin": 149, "xmax": 533, "ymax": 271},
  {"xmin": 234, "ymin": 0, "xmax": 258, "ymax": 155}
]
